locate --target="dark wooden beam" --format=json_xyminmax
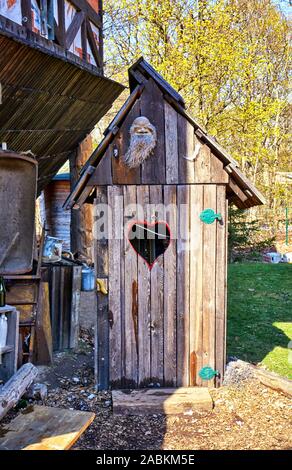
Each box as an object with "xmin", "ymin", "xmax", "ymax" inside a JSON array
[
  {"xmin": 229, "ymin": 178, "xmax": 248, "ymax": 204},
  {"xmin": 81, "ymin": 19, "xmax": 88, "ymax": 61},
  {"xmin": 86, "ymin": 20, "xmax": 102, "ymax": 68},
  {"xmin": 98, "ymin": 0, "xmax": 103, "ymax": 72},
  {"xmin": 21, "ymin": 0, "xmax": 32, "ymax": 30},
  {"xmin": 65, "ymin": 11, "xmax": 85, "ymax": 50},
  {"xmin": 70, "ymin": 0, "xmax": 102, "ymax": 28},
  {"xmin": 57, "ymin": 0, "xmax": 66, "ymax": 47}
]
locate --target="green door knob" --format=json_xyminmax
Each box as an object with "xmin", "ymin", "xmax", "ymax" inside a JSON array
[
  {"xmin": 199, "ymin": 366, "xmax": 219, "ymax": 380},
  {"xmin": 200, "ymin": 209, "xmax": 222, "ymax": 224}
]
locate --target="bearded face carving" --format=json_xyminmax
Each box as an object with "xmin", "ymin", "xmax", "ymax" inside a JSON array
[{"xmin": 123, "ymin": 116, "xmax": 157, "ymax": 168}]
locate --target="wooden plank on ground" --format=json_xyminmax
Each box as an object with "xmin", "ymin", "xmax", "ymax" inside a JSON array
[
  {"xmin": 136, "ymin": 186, "xmax": 151, "ymax": 387},
  {"xmin": 176, "ymin": 185, "xmax": 190, "ymax": 387},
  {"xmin": 108, "ymin": 186, "xmax": 123, "ymax": 387},
  {"xmin": 112, "ymin": 387, "xmax": 213, "ymax": 415},
  {"xmin": 123, "ymin": 186, "xmax": 138, "ymax": 387},
  {"xmin": 0, "ymin": 406, "xmax": 95, "ymax": 450},
  {"xmin": 163, "ymin": 185, "xmax": 177, "ymax": 386},
  {"xmin": 165, "ymin": 101, "xmax": 178, "ymax": 184},
  {"xmin": 202, "ymin": 185, "xmax": 217, "ymax": 387},
  {"xmin": 149, "ymin": 185, "xmax": 164, "ymax": 385}
]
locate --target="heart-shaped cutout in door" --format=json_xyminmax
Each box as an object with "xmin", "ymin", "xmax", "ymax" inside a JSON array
[{"xmin": 128, "ymin": 221, "xmax": 171, "ymax": 269}]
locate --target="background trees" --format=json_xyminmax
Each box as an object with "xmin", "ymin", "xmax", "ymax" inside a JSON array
[{"xmin": 100, "ymin": 0, "xmax": 291, "ymax": 239}]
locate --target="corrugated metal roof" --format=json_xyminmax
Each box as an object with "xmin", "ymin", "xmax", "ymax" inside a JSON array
[{"xmin": 0, "ymin": 33, "xmax": 124, "ymax": 192}]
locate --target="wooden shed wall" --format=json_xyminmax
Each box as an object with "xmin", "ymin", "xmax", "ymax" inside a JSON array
[
  {"xmin": 44, "ymin": 180, "xmax": 71, "ymax": 250},
  {"xmin": 94, "ymin": 183, "xmax": 228, "ymax": 389},
  {"xmin": 88, "ymin": 78, "xmax": 229, "ymax": 189}
]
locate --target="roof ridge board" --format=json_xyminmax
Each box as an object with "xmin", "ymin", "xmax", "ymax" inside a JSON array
[{"xmin": 129, "ymin": 57, "xmax": 185, "ymax": 107}]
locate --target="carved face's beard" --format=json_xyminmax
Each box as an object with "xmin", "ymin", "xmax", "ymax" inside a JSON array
[{"xmin": 124, "ymin": 132, "xmax": 157, "ymax": 168}]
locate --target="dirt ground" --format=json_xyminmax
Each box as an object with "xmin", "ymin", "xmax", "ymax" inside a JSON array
[{"xmin": 1, "ymin": 331, "xmax": 291, "ymax": 450}]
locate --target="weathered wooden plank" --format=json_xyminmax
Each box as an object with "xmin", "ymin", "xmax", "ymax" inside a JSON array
[
  {"xmin": 176, "ymin": 185, "xmax": 190, "ymax": 387},
  {"xmin": 136, "ymin": 186, "xmax": 151, "ymax": 387},
  {"xmin": 0, "ymin": 363, "xmax": 38, "ymax": 420},
  {"xmin": 165, "ymin": 101, "xmax": 178, "ymax": 184},
  {"xmin": 163, "ymin": 185, "xmax": 177, "ymax": 386},
  {"xmin": 112, "ymin": 387, "xmax": 213, "ymax": 415},
  {"xmin": 210, "ymin": 152, "xmax": 229, "ymax": 184},
  {"xmin": 123, "ymin": 186, "xmax": 138, "ymax": 387},
  {"xmin": 94, "ymin": 188, "xmax": 109, "ymax": 390},
  {"xmin": 58, "ymin": 267, "xmax": 65, "ymax": 350},
  {"xmin": 140, "ymin": 78, "xmax": 166, "ymax": 184},
  {"xmin": 89, "ymin": 146, "xmax": 113, "ymax": 186},
  {"xmin": 194, "ymin": 142, "xmax": 211, "ymax": 183},
  {"xmin": 112, "ymin": 99, "xmax": 141, "ymax": 185},
  {"xmin": 149, "ymin": 185, "xmax": 164, "ymax": 385},
  {"xmin": 202, "ymin": 185, "xmax": 217, "ymax": 387},
  {"xmin": 215, "ymin": 186, "xmax": 227, "ymax": 386},
  {"xmin": 70, "ymin": 266, "xmax": 82, "ymax": 349},
  {"xmin": 50, "ymin": 266, "xmax": 60, "ymax": 351},
  {"xmin": 224, "ymin": 200, "xmax": 229, "ymax": 375},
  {"xmin": 0, "ymin": 405, "xmax": 95, "ymax": 450},
  {"xmin": 194, "ymin": 140, "xmax": 229, "ymax": 184},
  {"xmin": 108, "ymin": 186, "xmax": 123, "ymax": 387},
  {"xmin": 190, "ymin": 185, "xmax": 204, "ymax": 386},
  {"xmin": 35, "ymin": 282, "xmax": 52, "ymax": 365},
  {"xmin": 178, "ymin": 114, "xmax": 195, "ymax": 184},
  {"xmin": 62, "ymin": 267, "xmax": 72, "ymax": 349}
]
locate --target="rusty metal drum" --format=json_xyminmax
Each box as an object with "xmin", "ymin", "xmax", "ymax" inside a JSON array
[{"xmin": 0, "ymin": 151, "xmax": 38, "ymax": 274}]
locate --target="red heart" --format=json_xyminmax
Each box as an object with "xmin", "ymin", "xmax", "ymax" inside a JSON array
[{"xmin": 128, "ymin": 221, "xmax": 171, "ymax": 269}]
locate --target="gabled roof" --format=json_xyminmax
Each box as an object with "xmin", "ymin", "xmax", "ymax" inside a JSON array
[
  {"xmin": 64, "ymin": 58, "xmax": 265, "ymax": 210},
  {"xmin": 128, "ymin": 57, "xmax": 185, "ymax": 107}
]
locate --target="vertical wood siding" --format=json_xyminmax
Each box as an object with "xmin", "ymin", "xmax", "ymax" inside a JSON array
[{"xmin": 95, "ymin": 183, "xmax": 227, "ymax": 388}]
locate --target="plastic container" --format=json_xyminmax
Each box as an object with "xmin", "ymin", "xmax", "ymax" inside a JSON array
[
  {"xmin": 262, "ymin": 252, "xmax": 281, "ymax": 264},
  {"xmin": 42, "ymin": 236, "xmax": 63, "ymax": 263},
  {"xmin": 81, "ymin": 265, "xmax": 95, "ymax": 292},
  {"xmin": 282, "ymin": 252, "xmax": 292, "ymax": 263},
  {"xmin": 0, "ymin": 313, "xmax": 8, "ymax": 348}
]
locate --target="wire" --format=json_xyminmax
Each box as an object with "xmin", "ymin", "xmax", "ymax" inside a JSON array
[{"xmin": 133, "ymin": 224, "xmax": 170, "ymax": 238}]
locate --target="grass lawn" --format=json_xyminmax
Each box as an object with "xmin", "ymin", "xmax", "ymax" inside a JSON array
[{"xmin": 227, "ymin": 262, "xmax": 292, "ymax": 379}]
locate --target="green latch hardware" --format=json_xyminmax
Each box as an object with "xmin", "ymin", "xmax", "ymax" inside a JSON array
[
  {"xmin": 200, "ymin": 209, "xmax": 222, "ymax": 224},
  {"xmin": 199, "ymin": 366, "xmax": 219, "ymax": 381}
]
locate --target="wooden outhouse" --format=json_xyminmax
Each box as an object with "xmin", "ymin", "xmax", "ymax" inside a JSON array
[{"xmin": 65, "ymin": 58, "xmax": 265, "ymax": 390}]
